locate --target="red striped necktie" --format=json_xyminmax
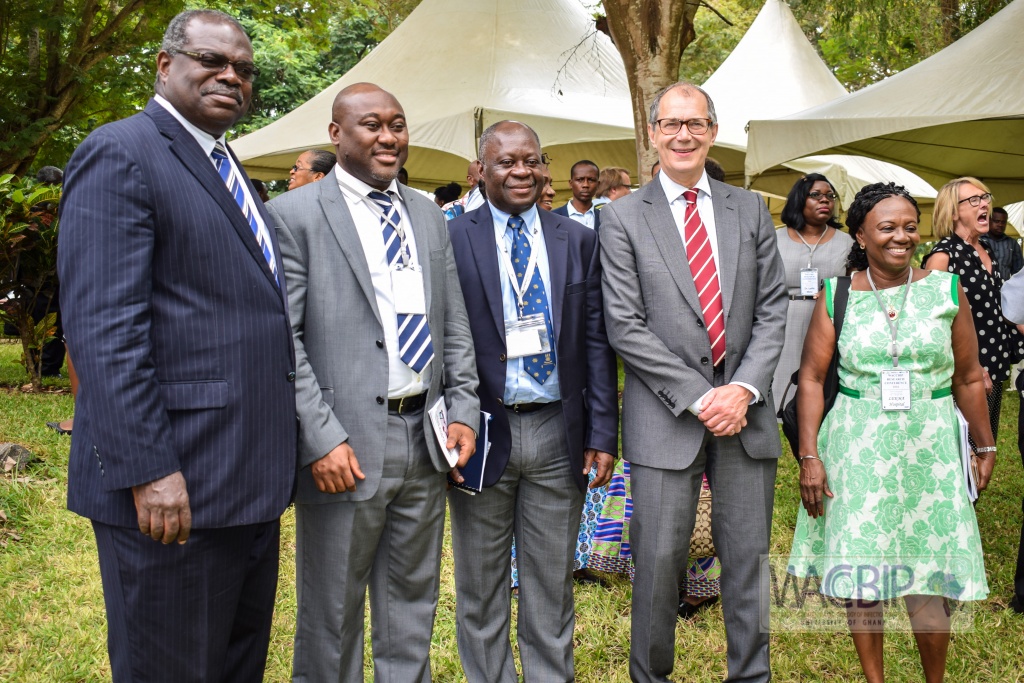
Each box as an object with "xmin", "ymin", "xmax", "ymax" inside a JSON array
[{"xmin": 682, "ymin": 189, "xmax": 726, "ymax": 366}]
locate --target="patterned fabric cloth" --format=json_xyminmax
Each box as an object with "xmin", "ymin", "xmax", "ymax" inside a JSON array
[
  {"xmin": 788, "ymin": 273, "xmax": 989, "ymax": 601},
  {"xmin": 588, "ymin": 460, "xmax": 721, "ymax": 599}
]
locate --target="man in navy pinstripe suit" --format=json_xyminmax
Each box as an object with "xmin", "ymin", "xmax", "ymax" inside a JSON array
[{"xmin": 57, "ymin": 10, "xmax": 296, "ymax": 682}]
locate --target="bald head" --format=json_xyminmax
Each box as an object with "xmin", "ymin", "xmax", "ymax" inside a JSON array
[{"xmin": 328, "ymin": 82, "xmax": 409, "ymax": 190}]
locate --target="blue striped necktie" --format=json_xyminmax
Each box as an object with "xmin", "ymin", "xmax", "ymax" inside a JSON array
[
  {"xmin": 368, "ymin": 190, "xmax": 434, "ymax": 373},
  {"xmin": 211, "ymin": 142, "xmax": 278, "ymax": 285},
  {"xmin": 508, "ymin": 215, "xmax": 555, "ymax": 384}
]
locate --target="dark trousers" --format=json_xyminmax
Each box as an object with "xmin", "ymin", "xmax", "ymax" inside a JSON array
[
  {"xmin": 1015, "ymin": 384, "xmax": 1024, "ymax": 600},
  {"xmin": 92, "ymin": 519, "xmax": 280, "ymax": 683}
]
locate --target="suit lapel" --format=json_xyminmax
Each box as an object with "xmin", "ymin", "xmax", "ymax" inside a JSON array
[
  {"xmin": 146, "ymin": 100, "xmax": 279, "ymax": 292},
  {"xmin": 318, "ymin": 177, "xmax": 383, "ymax": 326},
  {"xmin": 540, "ymin": 211, "xmax": 568, "ymax": 343},
  {"xmin": 640, "ymin": 183, "xmax": 703, "ymax": 317},
  {"xmin": 710, "ymin": 180, "xmax": 739, "ymax": 316},
  {"xmin": 466, "ymin": 204, "xmax": 506, "ymax": 341}
]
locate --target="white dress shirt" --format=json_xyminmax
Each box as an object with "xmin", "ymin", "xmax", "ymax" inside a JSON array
[
  {"xmin": 154, "ymin": 94, "xmax": 277, "ymax": 273},
  {"xmin": 657, "ymin": 170, "xmax": 760, "ymax": 414},
  {"xmin": 334, "ymin": 166, "xmax": 431, "ymax": 397}
]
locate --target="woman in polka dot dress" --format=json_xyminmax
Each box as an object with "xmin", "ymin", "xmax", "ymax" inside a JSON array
[{"xmin": 924, "ymin": 177, "xmax": 1024, "ymax": 440}]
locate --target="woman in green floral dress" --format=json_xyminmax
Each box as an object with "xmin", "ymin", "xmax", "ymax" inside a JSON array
[{"xmin": 788, "ymin": 183, "xmax": 996, "ymax": 683}]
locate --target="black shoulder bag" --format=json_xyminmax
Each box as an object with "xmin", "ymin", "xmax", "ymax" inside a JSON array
[{"xmin": 778, "ymin": 276, "xmax": 850, "ymax": 461}]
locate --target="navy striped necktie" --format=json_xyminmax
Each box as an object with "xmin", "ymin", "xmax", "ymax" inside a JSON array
[
  {"xmin": 211, "ymin": 142, "xmax": 278, "ymax": 285},
  {"xmin": 368, "ymin": 190, "xmax": 434, "ymax": 373}
]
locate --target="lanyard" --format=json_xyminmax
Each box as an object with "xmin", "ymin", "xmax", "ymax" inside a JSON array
[
  {"xmin": 795, "ymin": 227, "xmax": 830, "ymax": 268},
  {"xmin": 866, "ymin": 268, "xmax": 913, "ymax": 367},
  {"xmin": 498, "ymin": 214, "xmax": 542, "ymax": 316}
]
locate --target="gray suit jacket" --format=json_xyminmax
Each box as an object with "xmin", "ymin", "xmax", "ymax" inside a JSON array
[
  {"xmin": 600, "ymin": 178, "xmax": 787, "ymax": 469},
  {"xmin": 268, "ymin": 176, "xmax": 480, "ymax": 504}
]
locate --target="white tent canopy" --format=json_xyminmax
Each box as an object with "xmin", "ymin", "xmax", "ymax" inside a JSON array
[
  {"xmin": 745, "ymin": 0, "xmax": 1024, "ymax": 204},
  {"xmin": 232, "ymin": 0, "xmax": 637, "ymax": 191},
  {"xmin": 700, "ymin": 0, "xmax": 935, "ymax": 210}
]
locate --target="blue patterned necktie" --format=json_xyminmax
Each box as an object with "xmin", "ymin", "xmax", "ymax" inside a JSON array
[
  {"xmin": 508, "ymin": 215, "xmax": 555, "ymax": 384},
  {"xmin": 368, "ymin": 190, "xmax": 434, "ymax": 373},
  {"xmin": 211, "ymin": 142, "xmax": 278, "ymax": 285}
]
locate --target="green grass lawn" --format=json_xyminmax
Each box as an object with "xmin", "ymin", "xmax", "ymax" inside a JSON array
[{"xmin": 2, "ymin": 337, "xmax": 1023, "ymax": 681}]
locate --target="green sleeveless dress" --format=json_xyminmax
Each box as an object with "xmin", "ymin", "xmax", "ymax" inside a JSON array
[{"xmin": 787, "ymin": 272, "xmax": 989, "ymax": 601}]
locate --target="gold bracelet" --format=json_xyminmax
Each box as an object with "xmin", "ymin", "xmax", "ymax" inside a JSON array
[{"xmin": 798, "ymin": 454, "xmax": 821, "ymax": 462}]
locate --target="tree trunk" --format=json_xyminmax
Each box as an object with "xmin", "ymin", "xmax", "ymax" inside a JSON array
[{"xmin": 602, "ymin": 0, "xmax": 699, "ymax": 184}]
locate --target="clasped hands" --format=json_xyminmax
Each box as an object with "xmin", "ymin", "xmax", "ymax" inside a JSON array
[{"xmin": 698, "ymin": 384, "xmax": 751, "ymax": 437}]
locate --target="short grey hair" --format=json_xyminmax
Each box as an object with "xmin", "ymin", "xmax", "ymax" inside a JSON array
[
  {"xmin": 161, "ymin": 9, "xmax": 247, "ymax": 52},
  {"xmin": 478, "ymin": 121, "xmax": 542, "ymax": 162},
  {"xmin": 647, "ymin": 82, "xmax": 718, "ymax": 127}
]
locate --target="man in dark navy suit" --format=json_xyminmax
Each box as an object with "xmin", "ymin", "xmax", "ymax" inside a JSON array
[
  {"xmin": 58, "ymin": 10, "xmax": 296, "ymax": 682},
  {"xmin": 552, "ymin": 159, "xmax": 601, "ymax": 232},
  {"xmin": 446, "ymin": 121, "xmax": 618, "ymax": 682}
]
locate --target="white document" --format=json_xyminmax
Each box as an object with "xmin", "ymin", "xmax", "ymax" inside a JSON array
[
  {"xmin": 955, "ymin": 407, "xmax": 979, "ymax": 503},
  {"xmin": 427, "ymin": 396, "xmax": 460, "ymax": 467}
]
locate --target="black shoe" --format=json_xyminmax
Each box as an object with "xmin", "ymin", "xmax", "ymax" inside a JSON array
[
  {"xmin": 46, "ymin": 421, "xmax": 72, "ymax": 435},
  {"xmin": 573, "ymin": 569, "xmax": 610, "ymax": 587},
  {"xmin": 1010, "ymin": 594, "xmax": 1024, "ymax": 615},
  {"xmin": 678, "ymin": 595, "xmax": 719, "ymax": 620}
]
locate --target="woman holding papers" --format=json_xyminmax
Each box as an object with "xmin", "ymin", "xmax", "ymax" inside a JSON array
[{"xmin": 788, "ymin": 183, "xmax": 995, "ymax": 683}]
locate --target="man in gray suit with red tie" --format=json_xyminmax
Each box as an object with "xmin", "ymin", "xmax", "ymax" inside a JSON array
[
  {"xmin": 58, "ymin": 10, "xmax": 296, "ymax": 681},
  {"xmin": 600, "ymin": 82, "xmax": 788, "ymax": 683}
]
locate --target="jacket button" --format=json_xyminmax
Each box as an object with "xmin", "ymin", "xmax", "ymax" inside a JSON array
[
  {"xmin": 499, "ymin": 353, "xmax": 506, "ymax": 362},
  {"xmin": 696, "ymin": 319, "xmax": 704, "ymax": 328},
  {"xmin": 376, "ymin": 339, "xmax": 384, "ymax": 349},
  {"xmin": 376, "ymin": 396, "xmax": 385, "ymax": 405},
  {"xmin": 287, "ymin": 371, "xmax": 296, "ymax": 382},
  {"xmin": 701, "ymin": 356, "xmax": 709, "ymax": 365},
  {"xmin": 497, "ymin": 397, "xmax": 504, "ymax": 405}
]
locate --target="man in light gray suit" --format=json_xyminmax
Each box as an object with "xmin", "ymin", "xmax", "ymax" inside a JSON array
[
  {"xmin": 267, "ymin": 82, "xmax": 480, "ymax": 682},
  {"xmin": 600, "ymin": 82, "xmax": 788, "ymax": 683}
]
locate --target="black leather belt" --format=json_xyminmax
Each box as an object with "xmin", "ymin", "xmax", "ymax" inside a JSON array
[
  {"xmin": 388, "ymin": 393, "xmax": 428, "ymax": 414},
  {"xmin": 505, "ymin": 400, "xmax": 560, "ymax": 414},
  {"xmin": 789, "ymin": 295, "xmax": 816, "ymax": 300}
]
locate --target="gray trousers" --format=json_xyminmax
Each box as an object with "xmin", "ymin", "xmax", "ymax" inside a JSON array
[
  {"xmin": 448, "ymin": 404, "xmax": 585, "ymax": 683},
  {"xmin": 629, "ymin": 434, "xmax": 777, "ymax": 683},
  {"xmin": 293, "ymin": 410, "xmax": 445, "ymax": 683}
]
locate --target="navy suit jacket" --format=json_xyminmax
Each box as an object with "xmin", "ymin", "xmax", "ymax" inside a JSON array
[
  {"xmin": 553, "ymin": 202, "xmax": 601, "ymax": 232},
  {"xmin": 58, "ymin": 99, "xmax": 298, "ymax": 529},
  {"xmin": 448, "ymin": 204, "xmax": 618, "ymax": 492}
]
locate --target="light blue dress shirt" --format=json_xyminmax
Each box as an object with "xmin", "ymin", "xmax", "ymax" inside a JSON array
[{"xmin": 488, "ymin": 201, "xmax": 562, "ymax": 405}]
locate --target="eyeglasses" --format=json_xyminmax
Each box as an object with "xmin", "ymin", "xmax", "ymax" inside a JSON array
[
  {"xmin": 291, "ymin": 164, "xmax": 312, "ymax": 173},
  {"xmin": 957, "ymin": 192, "xmax": 992, "ymax": 207},
  {"xmin": 809, "ymin": 191, "xmax": 839, "ymax": 202},
  {"xmin": 169, "ymin": 49, "xmax": 260, "ymax": 82},
  {"xmin": 654, "ymin": 118, "xmax": 713, "ymax": 135}
]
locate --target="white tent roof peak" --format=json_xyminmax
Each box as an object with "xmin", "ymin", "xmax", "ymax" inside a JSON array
[
  {"xmin": 232, "ymin": 0, "xmax": 637, "ymax": 188},
  {"xmin": 702, "ymin": 0, "xmax": 847, "ymax": 149},
  {"xmin": 745, "ymin": 0, "xmax": 1024, "ymax": 201}
]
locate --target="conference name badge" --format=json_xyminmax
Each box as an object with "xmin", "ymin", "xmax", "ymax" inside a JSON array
[
  {"xmin": 505, "ymin": 313, "xmax": 551, "ymax": 359},
  {"xmin": 880, "ymin": 369, "xmax": 911, "ymax": 411},
  {"xmin": 800, "ymin": 268, "xmax": 820, "ymax": 296},
  {"xmin": 392, "ymin": 267, "xmax": 426, "ymax": 315}
]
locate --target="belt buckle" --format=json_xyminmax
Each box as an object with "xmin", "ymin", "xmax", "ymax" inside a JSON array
[{"xmin": 395, "ymin": 395, "xmax": 409, "ymax": 413}]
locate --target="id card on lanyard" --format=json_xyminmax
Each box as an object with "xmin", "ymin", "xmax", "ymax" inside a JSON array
[
  {"xmin": 498, "ymin": 215, "xmax": 553, "ymax": 358},
  {"xmin": 867, "ymin": 268, "xmax": 913, "ymax": 411}
]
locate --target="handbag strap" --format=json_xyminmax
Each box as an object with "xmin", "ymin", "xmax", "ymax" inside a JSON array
[{"xmin": 832, "ymin": 276, "xmax": 851, "ymax": 346}]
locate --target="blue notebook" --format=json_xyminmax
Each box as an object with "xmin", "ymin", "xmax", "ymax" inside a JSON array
[{"xmin": 448, "ymin": 411, "xmax": 492, "ymax": 494}]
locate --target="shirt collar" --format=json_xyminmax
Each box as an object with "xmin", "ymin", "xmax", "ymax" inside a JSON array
[
  {"xmin": 657, "ymin": 169, "xmax": 712, "ymax": 204},
  {"xmin": 489, "ymin": 201, "xmax": 540, "ymax": 240},
  {"xmin": 153, "ymin": 94, "xmax": 225, "ymax": 157},
  {"xmin": 567, "ymin": 202, "xmax": 594, "ymax": 218},
  {"xmin": 334, "ymin": 165, "xmax": 401, "ymax": 204}
]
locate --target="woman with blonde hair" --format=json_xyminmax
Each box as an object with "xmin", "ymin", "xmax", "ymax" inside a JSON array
[
  {"xmin": 593, "ymin": 166, "xmax": 632, "ymax": 206},
  {"xmin": 924, "ymin": 177, "xmax": 1024, "ymax": 442}
]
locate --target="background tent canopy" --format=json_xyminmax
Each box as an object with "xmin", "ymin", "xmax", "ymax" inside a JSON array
[{"xmin": 232, "ymin": 0, "xmax": 638, "ymax": 192}]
